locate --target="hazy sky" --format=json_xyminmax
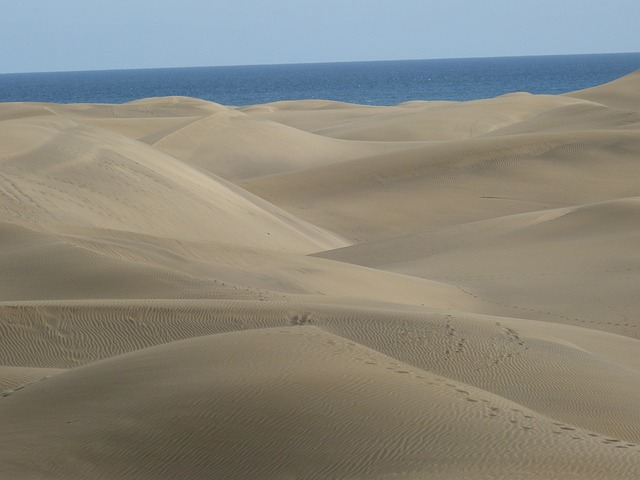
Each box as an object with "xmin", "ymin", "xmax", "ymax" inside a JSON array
[{"xmin": 1, "ymin": 0, "xmax": 639, "ymax": 74}]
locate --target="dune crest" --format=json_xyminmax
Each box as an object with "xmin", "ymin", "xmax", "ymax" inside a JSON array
[{"xmin": 1, "ymin": 70, "xmax": 640, "ymax": 478}]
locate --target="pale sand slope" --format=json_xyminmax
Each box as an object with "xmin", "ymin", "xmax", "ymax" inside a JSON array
[
  {"xmin": 146, "ymin": 107, "xmax": 420, "ymax": 181},
  {"xmin": 240, "ymin": 124, "xmax": 640, "ymax": 241},
  {"xmin": 0, "ymin": 112, "xmax": 345, "ymax": 253},
  {"xmin": 2, "ymin": 299, "xmax": 640, "ymax": 445},
  {"xmin": 1, "ymin": 70, "xmax": 640, "ymax": 478},
  {"xmin": 0, "ymin": 220, "xmax": 471, "ymax": 309},
  {"xmin": 566, "ymin": 69, "xmax": 640, "ymax": 112},
  {"xmin": 242, "ymin": 93, "xmax": 586, "ymax": 141},
  {"xmin": 318, "ymin": 197, "xmax": 640, "ymax": 339},
  {"xmin": 1, "ymin": 327, "xmax": 639, "ymax": 480}
]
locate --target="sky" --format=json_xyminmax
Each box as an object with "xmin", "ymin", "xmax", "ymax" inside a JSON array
[{"xmin": 1, "ymin": 0, "xmax": 639, "ymax": 74}]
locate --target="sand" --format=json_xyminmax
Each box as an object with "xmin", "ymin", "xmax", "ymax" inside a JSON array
[{"xmin": 1, "ymin": 70, "xmax": 640, "ymax": 479}]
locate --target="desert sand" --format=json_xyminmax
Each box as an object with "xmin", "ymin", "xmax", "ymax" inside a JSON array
[{"xmin": 1, "ymin": 70, "xmax": 640, "ymax": 479}]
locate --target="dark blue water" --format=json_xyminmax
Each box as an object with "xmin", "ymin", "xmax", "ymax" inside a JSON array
[{"xmin": 1, "ymin": 53, "xmax": 639, "ymax": 106}]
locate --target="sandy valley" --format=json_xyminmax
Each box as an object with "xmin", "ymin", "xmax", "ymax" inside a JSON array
[{"xmin": 1, "ymin": 71, "xmax": 640, "ymax": 479}]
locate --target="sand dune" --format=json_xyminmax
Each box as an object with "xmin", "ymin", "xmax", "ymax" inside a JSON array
[
  {"xmin": 2, "ymin": 298, "xmax": 640, "ymax": 444},
  {"xmin": 239, "ymin": 95, "xmax": 580, "ymax": 141},
  {"xmin": 1, "ymin": 70, "xmax": 640, "ymax": 478},
  {"xmin": 567, "ymin": 69, "xmax": 640, "ymax": 111},
  {"xmin": 241, "ymin": 128, "xmax": 640, "ymax": 240},
  {"xmin": 148, "ymin": 108, "xmax": 414, "ymax": 180},
  {"xmin": 0, "ymin": 113, "xmax": 344, "ymax": 252},
  {"xmin": 318, "ymin": 197, "xmax": 640, "ymax": 338},
  {"xmin": 0, "ymin": 365, "xmax": 64, "ymax": 394},
  {"xmin": 0, "ymin": 220, "xmax": 472, "ymax": 310},
  {"xmin": 2, "ymin": 326, "xmax": 639, "ymax": 479},
  {"xmin": 283, "ymin": 94, "xmax": 583, "ymax": 141}
]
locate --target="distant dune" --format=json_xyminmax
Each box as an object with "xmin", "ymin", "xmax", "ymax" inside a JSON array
[{"xmin": 1, "ymin": 70, "xmax": 640, "ymax": 479}]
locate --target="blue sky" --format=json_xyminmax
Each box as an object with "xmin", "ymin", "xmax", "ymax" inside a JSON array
[{"xmin": 1, "ymin": 0, "xmax": 639, "ymax": 73}]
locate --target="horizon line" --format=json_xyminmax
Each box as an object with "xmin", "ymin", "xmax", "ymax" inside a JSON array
[{"xmin": 2, "ymin": 50, "xmax": 640, "ymax": 76}]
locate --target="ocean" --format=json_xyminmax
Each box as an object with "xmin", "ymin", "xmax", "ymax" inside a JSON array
[{"xmin": 1, "ymin": 52, "xmax": 639, "ymax": 106}]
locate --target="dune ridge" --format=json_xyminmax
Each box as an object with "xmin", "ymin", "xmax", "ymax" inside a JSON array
[{"xmin": 1, "ymin": 70, "xmax": 640, "ymax": 479}]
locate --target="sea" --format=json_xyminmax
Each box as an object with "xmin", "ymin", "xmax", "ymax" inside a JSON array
[{"xmin": 1, "ymin": 52, "xmax": 639, "ymax": 106}]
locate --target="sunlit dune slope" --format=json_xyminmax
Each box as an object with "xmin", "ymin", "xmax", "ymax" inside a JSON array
[
  {"xmin": 1, "ymin": 69, "xmax": 640, "ymax": 479},
  {"xmin": 0, "ymin": 113, "xmax": 344, "ymax": 252},
  {"xmin": 2, "ymin": 327, "xmax": 639, "ymax": 480}
]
